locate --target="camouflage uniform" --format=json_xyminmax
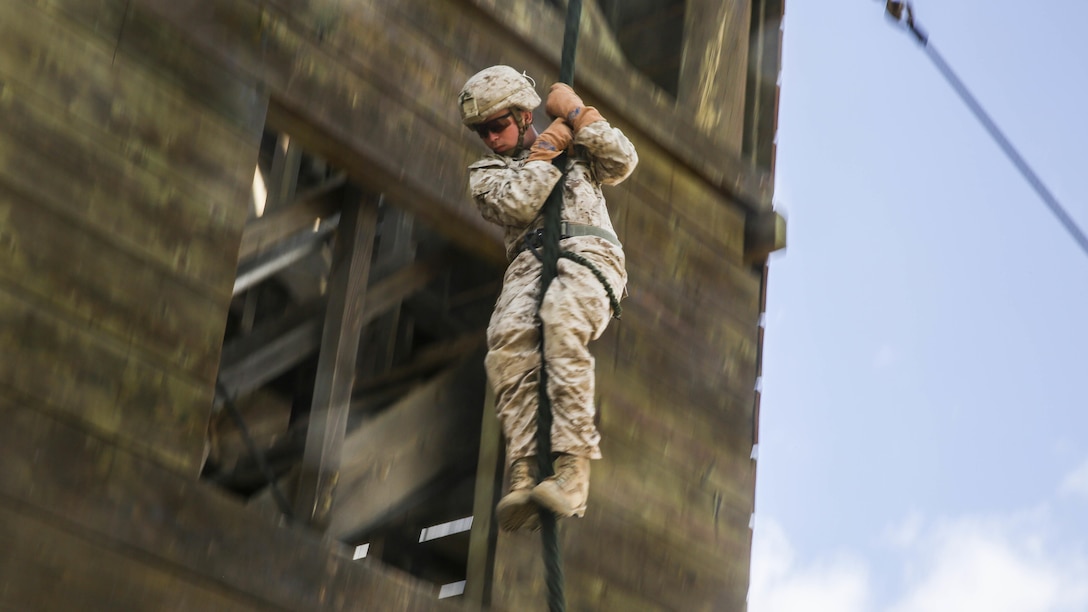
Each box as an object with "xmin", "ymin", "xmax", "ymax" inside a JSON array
[{"xmin": 468, "ymin": 120, "xmax": 638, "ymax": 466}]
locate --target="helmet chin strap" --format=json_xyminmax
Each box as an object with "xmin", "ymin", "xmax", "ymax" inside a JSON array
[{"xmin": 513, "ymin": 110, "xmax": 531, "ymax": 155}]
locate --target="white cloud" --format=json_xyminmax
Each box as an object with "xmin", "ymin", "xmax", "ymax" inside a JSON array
[
  {"xmin": 751, "ymin": 513, "xmax": 1088, "ymax": 612},
  {"xmin": 749, "ymin": 518, "xmax": 871, "ymax": 612},
  {"xmin": 1058, "ymin": 458, "xmax": 1088, "ymax": 501},
  {"xmin": 886, "ymin": 516, "xmax": 1088, "ymax": 612}
]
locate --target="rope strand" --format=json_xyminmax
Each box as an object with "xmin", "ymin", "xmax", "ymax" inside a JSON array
[{"xmin": 535, "ymin": 2, "xmax": 584, "ymax": 610}]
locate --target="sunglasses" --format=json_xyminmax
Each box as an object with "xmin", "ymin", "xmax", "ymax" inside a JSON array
[{"xmin": 473, "ymin": 111, "xmax": 515, "ymax": 138}]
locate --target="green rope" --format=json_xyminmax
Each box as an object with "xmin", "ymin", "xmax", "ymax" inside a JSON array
[
  {"xmin": 559, "ymin": 251, "xmax": 622, "ymax": 319},
  {"xmin": 535, "ymin": 2, "xmax": 583, "ymax": 611}
]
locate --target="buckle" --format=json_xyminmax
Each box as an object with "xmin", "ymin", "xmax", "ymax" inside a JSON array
[
  {"xmin": 524, "ymin": 228, "xmax": 545, "ymax": 251},
  {"xmin": 520, "ymin": 227, "xmax": 571, "ymax": 256}
]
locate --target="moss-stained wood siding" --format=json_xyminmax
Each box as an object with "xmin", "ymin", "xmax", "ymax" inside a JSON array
[
  {"xmin": 0, "ymin": 0, "xmax": 252, "ymax": 474},
  {"xmin": 0, "ymin": 397, "xmax": 458, "ymax": 610},
  {"xmin": 1, "ymin": 1, "xmax": 457, "ymax": 609}
]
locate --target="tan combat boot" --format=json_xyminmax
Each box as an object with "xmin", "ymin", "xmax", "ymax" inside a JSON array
[
  {"xmin": 531, "ymin": 454, "xmax": 590, "ymax": 518},
  {"xmin": 496, "ymin": 457, "xmax": 540, "ymax": 532}
]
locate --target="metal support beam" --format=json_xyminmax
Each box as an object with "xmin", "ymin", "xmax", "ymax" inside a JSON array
[{"xmin": 293, "ymin": 186, "xmax": 379, "ymax": 528}]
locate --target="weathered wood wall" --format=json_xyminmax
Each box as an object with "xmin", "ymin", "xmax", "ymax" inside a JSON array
[
  {"xmin": 0, "ymin": 0, "xmax": 458, "ymax": 608},
  {"xmin": 0, "ymin": 0, "xmax": 781, "ymax": 609}
]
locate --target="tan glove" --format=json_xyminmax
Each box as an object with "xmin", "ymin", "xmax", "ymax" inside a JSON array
[
  {"xmin": 546, "ymin": 83, "xmax": 605, "ymax": 132},
  {"xmin": 527, "ymin": 118, "xmax": 574, "ymax": 162}
]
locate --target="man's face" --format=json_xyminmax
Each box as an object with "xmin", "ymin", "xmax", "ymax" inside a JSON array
[{"xmin": 475, "ymin": 109, "xmax": 526, "ymax": 155}]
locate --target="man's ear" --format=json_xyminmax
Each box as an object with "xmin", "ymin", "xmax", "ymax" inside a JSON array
[{"xmin": 522, "ymin": 110, "xmax": 534, "ymax": 126}]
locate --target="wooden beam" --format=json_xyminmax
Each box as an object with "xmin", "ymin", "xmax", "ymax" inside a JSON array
[
  {"xmin": 677, "ymin": 0, "xmax": 752, "ymax": 155},
  {"xmin": 0, "ymin": 285, "xmax": 207, "ymax": 473},
  {"xmin": 743, "ymin": 210, "xmax": 787, "ymax": 265},
  {"xmin": 233, "ymin": 223, "xmax": 334, "ymax": 295},
  {"xmin": 464, "ymin": 385, "xmax": 503, "ymax": 608},
  {"xmin": 237, "ymin": 177, "xmax": 344, "ymax": 262},
  {"xmin": 264, "ymin": 131, "xmax": 302, "ymax": 213},
  {"xmin": 217, "ymin": 302, "xmax": 325, "ymax": 398},
  {"xmin": 0, "ymin": 20, "xmax": 249, "ymax": 298},
  {"xmin": 293, "ymin": 186, "xmax": 378, "ymax": 528},
  {"xmin": 355, "ymin": 329, "xmax": 486, "ymax": 394},
  {"xmin": 205, "ymin": 387, "xmax": 293, "ymax": 478},
  {"xmin": 328, "ymin": 354, "xmax": 485, "ymax": 540},
  {"xmin": 219, "ymin": 252, "xmax": 450, "ymax": 398},
  {"xmin": 744, "ymin": 0, "xmax": 785, "ymax": 173},
  {"xmin": 0, "ymin": 397, "xmax": 455, "ymax": 610},
  {"xmin": 360, "ymin": 204, "xmax": 416, "ymax": 378},
  {"xmin": 0, "ymin": 501, "xmax": 264, "ymax": 610}
]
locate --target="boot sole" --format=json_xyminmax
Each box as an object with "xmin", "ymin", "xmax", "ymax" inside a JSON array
[
  {"xmin": 496, "ymin": 490, "xmax": 540, "ymax": 532},
  {"xmin": 530, "ymin": 481, "xmax": 586, "ymax": 518}
]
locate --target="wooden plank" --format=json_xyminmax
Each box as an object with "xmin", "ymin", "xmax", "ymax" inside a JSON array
[
  {"xmin": 669, "ymin": 163, "xmax": 748, "ymax": 258},
  {"xmin": 593, "ymin": 435, "xmax": 755, "ymax": 556},
  {"xmin": 220, "ymin": 253, "xmax": 450, "ymax": 397},
  {"xmin": 329, "ymin": 355, "xmax": 485, "ymax": 540},
  {"xmin": 218, "ymin": 303, "xmax": 325, "ymax": 398},
  {"xmin": 494, "ymin": 492, "xmax": 750, "ymax": 612},
  {"xmin": 294, "ymin": 188, "xmax": 379, "ymax": 527},
  {"xmin": 600, "ymin": 367, "xmax": 756, "ymax": 495},
  {"xmin": 355, "ymin": 329, "xmax": 486, "ymax": 393},
  {"xmin": 207, "ymin": 387, "xmax": 293, "ymax": 477},
  {"xmin": 465, "ymin": 386, "xmax": 502, "ymax": 608},
  {"xmin": 623, "ymin": 200, "xmax": 762, "ymax": 326},
  {"xmin": 117, "ymin": 40, "xmax": 265, "ymax": 142},
  {"xmin": 624, "ymin": 140, "xmax": 674, "ymax": 211},
  {"xmin": 744, "ymin": 0, "xmax": 785, "ymax": 172},
  {"xmin": 677, "ymin": 0, "xmax": 751, "ymax": 155},
  {"xmin": 0, "ymin": 76, "xmax": 242, "ymax": 296},
  {"xmin": 621, "ymin": 291, "xmax": 759, "ymax": 389},
  {"xmin": 360, "ymin": 204, "xmax": 416, "ymax": 378},
  {"xmin": 50, "ymin": 0, "xmax": 269, "ymax": 136},
  {"xmin": 608, "ymin": 307, "xmax": 758, "ymax": 432},
  {"xmin": 0, "ymin": 180, "xmax": 224, "ymax": 383},
  {"xmin": 265, "ymin": 132, "xmax": 303, "ymax": 212},
  {"xmin": 565, "ymin": 497, "xmax": 750, "ymax": 612},
  {"xmin": 238, "ymin": 176, "xmax": 345, "ymax": 261},
  {"xmin": 562, "ymin": 573, "xmax": 672, "ymax": 612},
  {"xmin": 0, "ymin": 284, "xmax": 207, "ymax": 473},
  {"xmin": 0, "ymin": 501, "xmax": 263, "ymax": 611},
  {"xmin": 0, "ymin": 396, "xmax": 458, "ymax": 611},
  {"xmin": 233, "ymin": 222, "xmax": 333, "ymax": 295},
  {"xmin": 26, "ymin": 0, "xmax": 128, "ymax": 42},
  {"xmin": 0, "ymin": 1, "xmax": 259, "ymax": 217}
]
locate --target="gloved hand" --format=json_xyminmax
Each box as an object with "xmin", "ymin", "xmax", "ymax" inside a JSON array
[
  {"xmin": 546, "ymin": 83, "xmax": 604, "ymax": 132},
  {"xmin": 527, "ymin": 117, "xmax": 574, "ymax": 162}
]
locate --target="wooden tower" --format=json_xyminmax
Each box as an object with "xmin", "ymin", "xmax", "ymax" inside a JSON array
[{"xmin": 0, "ymin": 0, "xmax": 785, "ymax": 610}]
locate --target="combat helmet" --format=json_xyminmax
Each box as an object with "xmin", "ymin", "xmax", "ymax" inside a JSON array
[{"xmin": 458, "ymin": 65, "xmax": 541, "ymax": 126}]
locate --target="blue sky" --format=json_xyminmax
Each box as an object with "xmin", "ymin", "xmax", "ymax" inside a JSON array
[{"xmin": 752, "ymin": 1, "xmax": 1088, "ymax": 610}]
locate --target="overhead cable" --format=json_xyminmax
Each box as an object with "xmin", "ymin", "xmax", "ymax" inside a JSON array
[{"xmin": 883, "ymin": 1, "xmax": 1088, "ymax": 258}]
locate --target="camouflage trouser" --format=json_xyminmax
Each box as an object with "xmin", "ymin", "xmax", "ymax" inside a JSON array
[{"xmin": 484, "ymin": 241, "xmax": 625, "ymax": 466}]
